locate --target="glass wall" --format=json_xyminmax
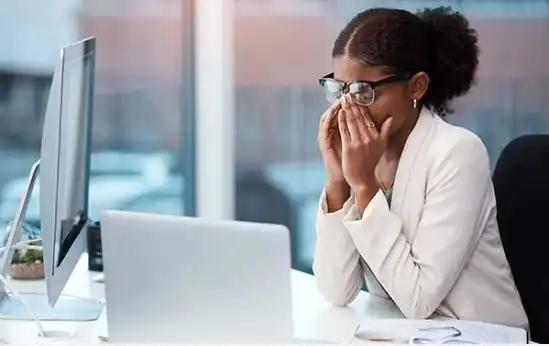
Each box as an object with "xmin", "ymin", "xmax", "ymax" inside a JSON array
[
  {"xmin": 0, "ymin": 0, "xmax": 196, "ymax": 240},
  {"xmin": 232, "ymin": 0, "xmax": 549, "ymax": 273}
]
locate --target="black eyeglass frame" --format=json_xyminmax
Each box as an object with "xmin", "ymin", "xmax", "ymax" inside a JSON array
[{"xmin": 318, "ymin": 72, "xmax": 413, "ymax": 105}]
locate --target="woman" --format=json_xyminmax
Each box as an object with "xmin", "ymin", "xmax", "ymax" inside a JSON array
[{"xmin": 313, "ymin": 6, "xmax": 528, "ymax": 328}]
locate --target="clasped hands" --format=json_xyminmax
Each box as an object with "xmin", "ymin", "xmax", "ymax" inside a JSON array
[{"xmin": 318, "ymin": 94, "xmax": 393, "ymax": 198}]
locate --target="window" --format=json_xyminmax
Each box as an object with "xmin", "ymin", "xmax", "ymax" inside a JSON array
[{"xmin": 0, "ymin": 0, "xmax": 196, "ymax": 241}]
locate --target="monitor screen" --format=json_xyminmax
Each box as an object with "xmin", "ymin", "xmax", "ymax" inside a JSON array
[{"xmin": 54, "ymin": 39, "xmax": 95, "ymax": 267}]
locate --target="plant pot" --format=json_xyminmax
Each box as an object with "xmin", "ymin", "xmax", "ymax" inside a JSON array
[{"xmin": 9, "ymin": 262, "xmax": 45, "ymax": 280}]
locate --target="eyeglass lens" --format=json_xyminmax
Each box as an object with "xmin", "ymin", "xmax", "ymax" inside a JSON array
[{"xmin": 322, "ymin": 80, "xmax": 375, "ymax": 105}]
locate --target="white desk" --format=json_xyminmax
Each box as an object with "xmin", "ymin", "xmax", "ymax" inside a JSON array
[{"xmin": 1, "ymin": 254, "xmax": 403, "ymax": 344}]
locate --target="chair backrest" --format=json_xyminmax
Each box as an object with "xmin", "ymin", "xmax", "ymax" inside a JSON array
[{"xmin": 492, "ymin": 134, "xmax": 549, "ymax": 343}]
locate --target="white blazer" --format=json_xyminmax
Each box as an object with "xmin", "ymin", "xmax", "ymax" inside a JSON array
[{"xmin": 313, "ymin": 107, "xmax": 528, "ymax": 328}]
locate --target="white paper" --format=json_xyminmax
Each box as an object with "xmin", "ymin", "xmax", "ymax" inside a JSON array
[{"xmin": 351, "ymin": 319, "xmax": 527, "ymax": 344}]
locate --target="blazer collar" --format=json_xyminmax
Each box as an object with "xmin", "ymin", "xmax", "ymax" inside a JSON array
[{"xmin": 391, "ymin": 107, "xmax": 437, "ymax": 212}]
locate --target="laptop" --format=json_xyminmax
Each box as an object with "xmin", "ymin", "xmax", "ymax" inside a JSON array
[{"xmin": 100, "ymin": 210, "xmax": 295, "ymax": 343}]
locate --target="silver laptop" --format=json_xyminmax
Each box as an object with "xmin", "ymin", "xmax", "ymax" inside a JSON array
[{"xmin": 100, "ymin": 210, "xmax": 294, "ymax": 343}]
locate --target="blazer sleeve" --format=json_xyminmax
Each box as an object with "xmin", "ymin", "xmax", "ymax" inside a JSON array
[
  {"xmin": 312, "ymin": 190, "xmax": 364, "ymax": 306},
  {"xmin": 342, "ymin": 135, "xmax": 491, "ymax": 319},
  {"xmin": 313, "ymin": 190, "xmax": 391, "ymax": 305}
]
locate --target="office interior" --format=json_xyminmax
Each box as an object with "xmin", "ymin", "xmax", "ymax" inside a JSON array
[
  {"xmin": 0, "ymin": 0, "xmax": 548, "ymax": 342},
  {"xmin": 2, "ymin": 0, "xmax": 547, "ymax": 274}
]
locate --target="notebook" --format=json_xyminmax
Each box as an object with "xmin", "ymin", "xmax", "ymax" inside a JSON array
[{"xmin": 351, "ymin": 319, "xmax": 528, "ymax": 344}]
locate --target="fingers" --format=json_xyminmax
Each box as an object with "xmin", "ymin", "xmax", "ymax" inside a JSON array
[
  {"xmin": 319, "ymin": 99, "xmax": 343, "ymax": 139},
  {"xmin": 328, "ymin": 98, "xmax": 343, "ymax": 119},
  {"xmin": 355, "ymin": 107, "xmax": 373, "ymax": 139},
  {"xmin": 345, "ymin": 112, "xmax": 362, "ymax": 142},
  {"xmin": 343, "ymin": 95, "xmax": 384, "ymax": 140},
  {"xmin": 358, "ymin": 105, "xmax": 379, "ymax": 139},
  {"xmin": 343, "ymin": 95, "xmax": 369, "ymax": 142},
  {"xmin": 339, "ymin": 95, "xmax": 393, "ymax": 147},
  {"xmin": 322, "ymin": 107, "xmax": 337, "ymax": 138},
  {"xmin": 338, "ymin": 110, "xmax": 351, "ymax": 144},
  {"xmin": 379, "ymin": 117, "xmax": 394, "ymax": 144},
  {"xmin": 341, "ymin": 92, "xmax": 351, "ymax": 109}
]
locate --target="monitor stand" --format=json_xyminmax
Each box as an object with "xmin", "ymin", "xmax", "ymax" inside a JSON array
[
  {"xmin": 0, "ymin": 292, "xmax": 103, "ymax": 321},
  {"xmin": 0, "ymin": 160, "xmax": 41, "ymax": 275},
  {"xmin": 0, "ymin": 295, "xmax": 103, "ymax": 343},
  {"xmin": 0, "ymin": 160, "xmax": 103, "ymax": 342}
]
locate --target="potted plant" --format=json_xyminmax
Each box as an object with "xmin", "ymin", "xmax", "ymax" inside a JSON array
[
  {"xmin": 9, "ymin": 242, "xmax": 44, "ymax": 280},
  {"xmin": 3, "ymin": 222, "xmax": 44, "ymax": 280}
]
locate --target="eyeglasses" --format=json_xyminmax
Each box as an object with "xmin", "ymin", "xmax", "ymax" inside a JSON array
[
  {"xmin": 318, "ymin": 72, "xmax": 412, "ymax": 106},
  {"xmin": 410, "ymin": 326, "xmax": 477, "ymax": 344}
]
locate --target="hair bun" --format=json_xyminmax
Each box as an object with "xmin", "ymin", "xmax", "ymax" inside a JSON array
[{"xmin": 416, "ymin": 6, "xmax": 479, "ymax": 115}]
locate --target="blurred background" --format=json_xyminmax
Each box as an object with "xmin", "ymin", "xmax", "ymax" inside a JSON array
[{"xmin": 1, "ymin": 0, "xmax": 548, "ymax": 274}]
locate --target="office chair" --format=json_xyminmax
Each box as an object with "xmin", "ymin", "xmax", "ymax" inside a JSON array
[{"xmin": 492, "ymin": 134, "xmax": 549, "ymax": 343}]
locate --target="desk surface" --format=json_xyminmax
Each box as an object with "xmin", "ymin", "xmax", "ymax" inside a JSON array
[{"xmin": 1, "ymin": 254, "xmax": 403, "ymax": 344}]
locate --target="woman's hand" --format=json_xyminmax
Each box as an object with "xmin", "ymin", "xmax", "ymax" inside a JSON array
[
  {"xmin": 318, "ymin": 99, "xmax": 346, "ymax": 185},
  {"xmin": 339, "ymin": 95, "xmax": 393, "ymax": 193},
  {"xmin": 318, "ymin": 99, "xmax": 351, "ymax": 212}
]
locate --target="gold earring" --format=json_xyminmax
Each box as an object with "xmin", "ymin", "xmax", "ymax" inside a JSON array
[{"xmin": 413, "ymin": 99, "xmax": 417, "ymax": 109}]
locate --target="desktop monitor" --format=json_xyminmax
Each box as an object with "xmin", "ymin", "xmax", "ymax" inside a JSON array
[
  {"xmin": 40, "ymin": 36, "xmax": 95, "ymax": 306},
  {"xmin": 0, "ymin": 37, "xmax": 101, "ymax": 324}
]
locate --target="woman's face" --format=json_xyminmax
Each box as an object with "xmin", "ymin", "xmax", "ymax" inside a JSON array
[{"xmin": 332, "ymin": 55, "xmax": 419, "ymax": 135}]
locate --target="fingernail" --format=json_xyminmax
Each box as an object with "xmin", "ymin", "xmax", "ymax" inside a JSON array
[{"xmin": 346, "ymin": 94, "xmax": 353, "ymax": 103}]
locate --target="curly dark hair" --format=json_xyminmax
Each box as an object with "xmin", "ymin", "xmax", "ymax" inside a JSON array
[{"xmin": 332, "ymin": 6, "xmax": 479, "ymax": 116}]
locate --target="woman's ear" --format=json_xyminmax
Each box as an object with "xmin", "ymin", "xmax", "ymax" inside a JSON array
[{"xmin": 408, "ymin": 71, "xmax": 429, "ymax": 101}]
